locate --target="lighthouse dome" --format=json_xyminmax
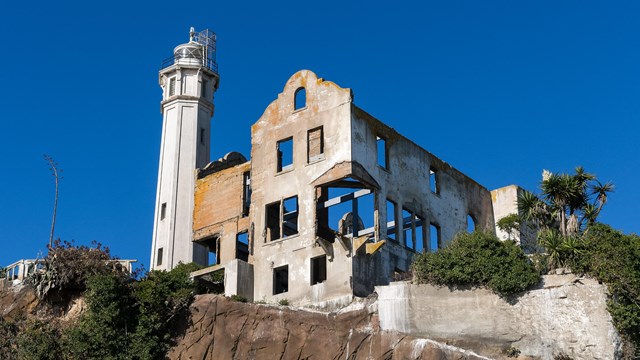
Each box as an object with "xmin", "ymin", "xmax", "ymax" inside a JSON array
[{"xmin": 173, "ymin": 42, "xmax": 204, "ymax": 66}]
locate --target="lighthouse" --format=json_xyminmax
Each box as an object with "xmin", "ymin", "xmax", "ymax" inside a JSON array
[{"xmin": 150, "ymin": 28, "xmax": 219, "ymax": 270}]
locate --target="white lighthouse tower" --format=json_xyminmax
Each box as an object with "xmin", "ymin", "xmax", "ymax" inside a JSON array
[{"xmin": 150, "ymin": 28, "xmax": 219, "ymax": 270}]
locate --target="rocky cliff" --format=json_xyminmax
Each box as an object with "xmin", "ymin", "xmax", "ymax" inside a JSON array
[{"xmin": 169, "ymin": 294, "xmax": 491, "ymax": 360}]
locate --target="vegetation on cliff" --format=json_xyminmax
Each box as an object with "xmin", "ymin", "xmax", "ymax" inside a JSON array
[
  {"xmin": 411, "ymin": 231, "xmax": 541, "ymax": 297},
  {"xmin": 1, "ymin": 241, "xmax": 208, "ymax": 359}
]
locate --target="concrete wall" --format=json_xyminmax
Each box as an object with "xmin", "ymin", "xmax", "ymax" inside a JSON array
[
  {"xmin": 250, "ymin": 70, "xmax": 355, "ymax": 304},
  {"xmin": 224, "ymin": 259, "xmax": 254, "ymax": 301},
  {"xmin": 351, "ymin": 107, "xmax": 495, "ymax": 249},
  {"xmin": 491, "ymin": 185, "xmax": 538, "ymax": 252},
  {"xmin": 376, "ymin": 276, "xmax": 621, "ymax": 359}
]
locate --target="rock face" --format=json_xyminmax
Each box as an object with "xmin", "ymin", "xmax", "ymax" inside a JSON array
[
  {"xmin": 0, "ymin": 284, "xmax": 38, "ymax": 321},
  {"xmin": 169, "ymin": 295, "xmax": 489, "ymax": 360}
]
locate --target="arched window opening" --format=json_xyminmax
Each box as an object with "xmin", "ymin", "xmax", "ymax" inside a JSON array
[
  {"xmin": 294, "ymin": 87, "xmax": 306, "ymax": 110},
  {"xmin": 467, "ymin": 214, "xmax": 476, "ymax": 233}
]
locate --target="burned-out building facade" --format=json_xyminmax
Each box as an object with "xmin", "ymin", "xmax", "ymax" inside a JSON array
[
  {"xmin": 151, "ymin": 30, "xmax": 525, "ymax": 307},
  {"xmin": 190, "ymin": 70, "xmax": 499, "ymax": 306}
]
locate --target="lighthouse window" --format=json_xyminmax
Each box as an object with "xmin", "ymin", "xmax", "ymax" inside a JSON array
[
  {"xmin": 201, "ymin": 79, "xmax": 208, "ymax": 99},
  {"xmin": 200, "ymin": 127, "xmax": 205, "ymax": 145},
  {"xmin": 168, "ymin": 77, "xmax": 176, "ymax": 97},
  {"xmin": 157, "ymin": 248, "xmax": 163, "ymax": 266}
]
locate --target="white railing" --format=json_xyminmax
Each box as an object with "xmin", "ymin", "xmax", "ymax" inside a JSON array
[{"xmin": 1, "ymin": 259, "xmax": 137, "ymax": 285}]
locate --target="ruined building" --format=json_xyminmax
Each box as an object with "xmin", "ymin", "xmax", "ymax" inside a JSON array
[{"xmin": 150, "ymin": 29, "xmax": 531, "ymax": 306}]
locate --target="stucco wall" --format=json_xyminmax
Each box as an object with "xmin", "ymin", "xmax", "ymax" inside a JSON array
[{"xmin": 376, "ymin": 275, "xmax": 621, "ymax": 359}]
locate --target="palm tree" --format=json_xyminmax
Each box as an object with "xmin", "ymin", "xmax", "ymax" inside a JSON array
[{"xmin": 519, "ymin": 167, "xmax": 613, "ymax": 236}]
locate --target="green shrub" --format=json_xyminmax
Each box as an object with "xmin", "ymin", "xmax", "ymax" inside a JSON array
[
  {"xmin": 278, "ymin": 299, "xmax": 290, "ymax": 306},
  {"xmin": 0, "ymin": 318, "xmax": 18, "ymax": 359},
  {"xmin": 129, "ymin": 262, "xmax": 202, "ymax": 359},
  {"xmin": 411, "ymin": 231, "xmax": 540, "ymax": 298},
  {"xmin": 229, "ymin": 294, "xmax": 247, "ymax": 302},
  {"xmin": 16, "ymin": 320, "xmax": 62, "ymax": 360},
  {"xmin": 65, "ymin": 272, "xmax": 134, "ymax": 360}
]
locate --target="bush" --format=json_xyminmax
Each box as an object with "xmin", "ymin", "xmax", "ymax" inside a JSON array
[
  {"xmin": 130, "ymin": 262, "xmax": 202, "ymax": 358},
  {"xmin": 0, "ymin": 318, "xmax": 18, "ymax": 359},
  {"xmin": 229, "ymin": 294, "xmax": 247, "ymax": 302},
  {"xmin": 64, "ymin": 272, "xmax": 135, "ymax": 360},
  {"xmin": 278, "ymin": 299, "xmax": 290, "ymax": 306},
  {"xmin": 16, "ymin": 320, "xmax": 62, "ymax": 360},
  {"xmin": 411, "ymin": 231, "xmax": 541, "ymax": 298},
  {"xmin": 27, "ymin": 240, "xmax": 127, "ymax": 300},
  {"xmin": 62, "ymin": 262, "xmax": 203, "ymax": 360}
]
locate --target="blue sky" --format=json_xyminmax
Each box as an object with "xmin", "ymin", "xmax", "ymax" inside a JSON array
[{"xmin": 1, "ymin": 1, "xmax": 639, "ymax": 268}]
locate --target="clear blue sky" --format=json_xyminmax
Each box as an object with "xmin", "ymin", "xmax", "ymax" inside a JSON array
[{"xmin": 1, "ymin": 1, "xmax": 639, "ymax": 269}]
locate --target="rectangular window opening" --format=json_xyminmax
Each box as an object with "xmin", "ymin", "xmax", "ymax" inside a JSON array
[
  {"xmin": 201, "ymin": 79, "xmax": 207, "ymax": 99},
  {"xmin": 430, "ymin": 223, "xmax": 440, "ymax": 252},
  {"xmin": 273, "ymin": 265, "xmax": 289, "ymax": 294},
  {"xmin": 311, "ymin": 255, "xmax": 327, "ymax": 285},
  {"xmin": 236, "ymin": 232, "xmax": 249, "ymax": 262},
  {"xmin": 157, "ymin": 247, "xmax": 163, "ymax": 266},
  {"xmin": 266, "ymin": 202, "xmax": 281, "ymax": 241},
  {"xmin": 204, "ymin": 236, "xmax": 219, "ymax": 266},
  {"xmin": 402, "ymin": 208, "xmax": 414, "ymax": 249},
  {"xmin": 376, "ymin": 136, "xmax": 387, "ymax": 169},
  {"xmin": 282, "ymin": 196, "xmax": 299, "ymax": 237},
  {"xmin": 160, "ymin": 203, "xmax": 167, "ymax": 220},
  {"xmin": 430, "ymin": 168, "xmax": 439, "ymax": 194},
  {"xmin": 168, "ymin": 77, "xmax": 176, "ymax": 97},
  {"xmin": 266, "ymin": 195, "xmax": 299, "ymax": 241},
  {"xmin": 415, "ymin": 216, "xmax": 425, "ymax": 252},
  {"xmin": 315, "ymin": 180, "xmax": 375, "ymax": 241},
  {"xmin": 277, "ymin": 137, "xmax": 293, "ymax": 172},
  {"xmin": 307, "ymin": 127, "xmax": 324, "ymax": 163},
  {"xmin": 386, "ymin": 199, "xmax": 397, "ymax": 241},
  {"xmin": 242, "ymin": 172, "xmax": 251, "ymax": 217}
]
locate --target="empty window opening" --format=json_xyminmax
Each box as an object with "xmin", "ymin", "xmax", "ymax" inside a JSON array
[
  {"xmin": 203, "ymin": 236, "xmax": 220, "ymax": 266},
  {"xmin": 386, "ymin": 199, "xmax": 397, "ymax": 241},
  {"xmin": 311, "ymin": 255, "xmax": 327, "ymax": 285},
  {"xmin": 266, "ymin": 196, "xmax": 299, "ymax": 241},
  {"xmin": 266, "ymin": 202, "xmax": 281, "ymax": 241},
  {"xmin": 273, "ymin": 265, "xmax": 289, "ymax": 294},
  {"xmin": 236, "ymin": 232, "xmax": 249, "ymax": 262},
  {"xmin": 467, "ymin": 214, "xmax": 476, "ymax": 233},
  {"xmin": 242, "ymin": 172, "xmax": 251, "ymax": 217},
  {"xmin": 156, "ymin": 247, "xmax": 163, "ymax": 266},
  {"xmin": 429, "ymin": 224, "xmax": 440, "ymax": 252},
  {"xmin": 160, "ymin": 202, "xmax": 167, "ymax": 220},
  {"xmin": 415, "ymin": 216, "xmax": 425, "ymax": 252},
  {"xmin": 377, "ymin": 136, "xmax": 388, "ymax": 169},
  {"xmin": 277, "ymin": 137, "xmax": 293, "ymax": 172},
  {"xmin": 200, "ymin": 127, "xmax": 205, "ymax": 145},
  {"xmin": 402, "ymin": 208, "xmax": 413, "ymax": 249},
  {"xmin": 429, "ymin": 168, "xmax": 439, "ymax": 194},
  {"xmin": 307, "ymin": 127, "xmax": 324, "ymax": 163},
  {"xmin": 283, "ymin": 197, "xmax": 299, "ymax": 237},
  {"xmin": 168, "ymin": 77, "xmax": 176, "ymax": 97},
  {"xmin": 294, "ymin": 87, "xmax": 306, "ymax": 110},
  {"xmin": 316, "ymin": 178, "xmax": 375, "ymax": 242},
  {"xmin": 401, "ymin": 210, "xmax": 425, "ymax": 251}
]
